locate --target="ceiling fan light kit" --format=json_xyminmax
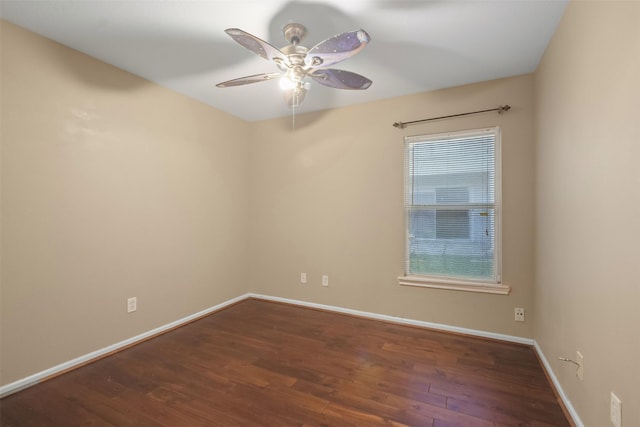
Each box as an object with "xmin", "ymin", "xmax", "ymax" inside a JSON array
[{"xmin": 216, "ymin": 23, "xmax": 372, "ymax": 108}]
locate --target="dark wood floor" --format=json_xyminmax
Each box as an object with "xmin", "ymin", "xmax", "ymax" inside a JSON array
[{"xmin": 1, "ymin": 299, "xmax": 571, "ymax": 427}]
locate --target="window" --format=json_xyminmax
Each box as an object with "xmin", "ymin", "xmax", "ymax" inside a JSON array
[{"xmin": 401, "ymin": 127, "xmax": 506, "ymax": 293}]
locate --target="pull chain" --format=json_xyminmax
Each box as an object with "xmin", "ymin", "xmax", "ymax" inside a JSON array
[{"xmin": 292, "ymin": 102, "xmax": 296, "ymax": 130}]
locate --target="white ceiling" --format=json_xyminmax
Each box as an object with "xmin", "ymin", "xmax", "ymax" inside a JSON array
[{"xmin": 1, "ymin": 0, "xmax": 567, "ymax": 122}]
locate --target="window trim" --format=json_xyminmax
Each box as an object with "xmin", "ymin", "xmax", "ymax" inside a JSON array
[
  {"xmin": 399, "ymin": 127, "xmax": 506, "ymax": 294},
  {"xmin": 398, "ymin": 275, "xmax": 511, "ymax": 295}
]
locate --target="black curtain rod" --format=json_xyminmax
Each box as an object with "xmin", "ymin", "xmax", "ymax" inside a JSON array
[{"xmin": 392, "ymin": 105, "xmax": 511, "ymax": 129}]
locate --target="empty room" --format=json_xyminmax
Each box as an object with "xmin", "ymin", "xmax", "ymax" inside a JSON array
[{"xmin": 1, "ymin": 1, "xmax": 638, "ymax": 426}]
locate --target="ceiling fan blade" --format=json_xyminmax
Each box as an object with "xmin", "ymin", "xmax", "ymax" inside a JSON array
[
  {"xmin": 310, "ymin": 69, "xmax": 372, "ymax": 90},
  {"xmin": 305, "ymin": 29, "xmax": 371, "ymax": 68},
  {"xmin": 224, "ymin": 28, "xmax": 288, "ymax": 64},
  {"xmin": 216, "ymin": 72, "xmax": 282, "ymax": 88}
]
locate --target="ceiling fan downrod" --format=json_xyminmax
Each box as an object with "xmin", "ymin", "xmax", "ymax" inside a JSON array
[{"xmin": 283, "ymin": 23, "xmax": 306, "ymax": 45}]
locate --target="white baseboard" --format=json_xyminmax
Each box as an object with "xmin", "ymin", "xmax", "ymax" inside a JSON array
[
  {"xmin": 247, "ymin": 293, "xmax": 534, "ymax": 346},
  {"xmin": 0, "ymin": 291, "xmax": 583, "ymax": 427},
  {"xmin": 532, "ymin": 341, "xmax": 584, "ymax": 427},
  {"xmin": 0, "ymin": 293, "xmax": 250, "ymax": 398}
]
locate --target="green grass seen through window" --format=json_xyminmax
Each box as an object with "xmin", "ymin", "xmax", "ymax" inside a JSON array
[{"xmin": 410, "ymin": 253, "xmax": 494, "ymax": 280}]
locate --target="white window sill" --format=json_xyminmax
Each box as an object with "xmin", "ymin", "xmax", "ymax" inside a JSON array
[{"xmin": 398, "ymin": 275, "xmax": 511, "ymax": 295}]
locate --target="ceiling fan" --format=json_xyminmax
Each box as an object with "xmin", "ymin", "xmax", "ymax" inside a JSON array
[{"xmin": 216, "ymin": 23, "xmax": 372, "ymax": 108}]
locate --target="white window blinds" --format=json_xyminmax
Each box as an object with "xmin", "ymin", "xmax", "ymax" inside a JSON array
[{"xmin": 404, "ymin": 127, "xmax": 501, "ymax": 283}]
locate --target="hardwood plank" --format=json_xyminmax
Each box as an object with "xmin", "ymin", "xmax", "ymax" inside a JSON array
[{"xmin": 1, "ymin": 299, "xmax": 571, "ymax": 426}]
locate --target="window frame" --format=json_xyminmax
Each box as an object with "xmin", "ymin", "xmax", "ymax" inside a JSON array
[{"xmin": 399, "ymin": 127, "xmax": 510, "ymax": 295}]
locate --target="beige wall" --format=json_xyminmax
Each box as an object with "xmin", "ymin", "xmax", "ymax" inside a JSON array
[
  {"xmin": 248, "ymin": 74, "xmax": 536, "ymax": 338},
  {"xmin": 0, "ymin": 21, "xmax": 250, "ymax": 385},
  {"xmin": 534, "ymin": 1, "xmax": 640, "ymax": 426}
]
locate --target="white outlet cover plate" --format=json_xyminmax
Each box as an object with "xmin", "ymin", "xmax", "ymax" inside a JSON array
[
  {"xmin": 576, "ymin": 350, "xmax": 584, "ymax": 380},
  {"xmin": 127, "ymin": 297, "xmax": 137, "ymax": 313}
]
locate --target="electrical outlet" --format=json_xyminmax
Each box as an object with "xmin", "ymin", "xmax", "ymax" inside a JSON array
[
  {"xmin": 576, "ymin": 350, "xmax": 584, "ymax": 380},
  {"xmin": 127, "ymin": 297, "xmax": 137, "ymax": 313},
  {"xmin": 300, "ymin": 273, "xmax": 307, "ymax": 284},
  {"xmin": 322, "ymin": 275, "xmax": 329, "ymax": 287},
  {"xmin": 514, "ymin": 307, "xmax": 525, "ymax": 322},
  {"xmin": 610, "ymin": 392, "xmax": 622, "ymax": 427}
]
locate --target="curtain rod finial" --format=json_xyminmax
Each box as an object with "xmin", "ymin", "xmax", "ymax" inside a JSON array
[
  {"xmin": 393, "ymin": 122, "xmax": 405, "ymax": 129},
  {"xmin": 498, "ymin": 105, "xmax": 511, "ymax": 114}
]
